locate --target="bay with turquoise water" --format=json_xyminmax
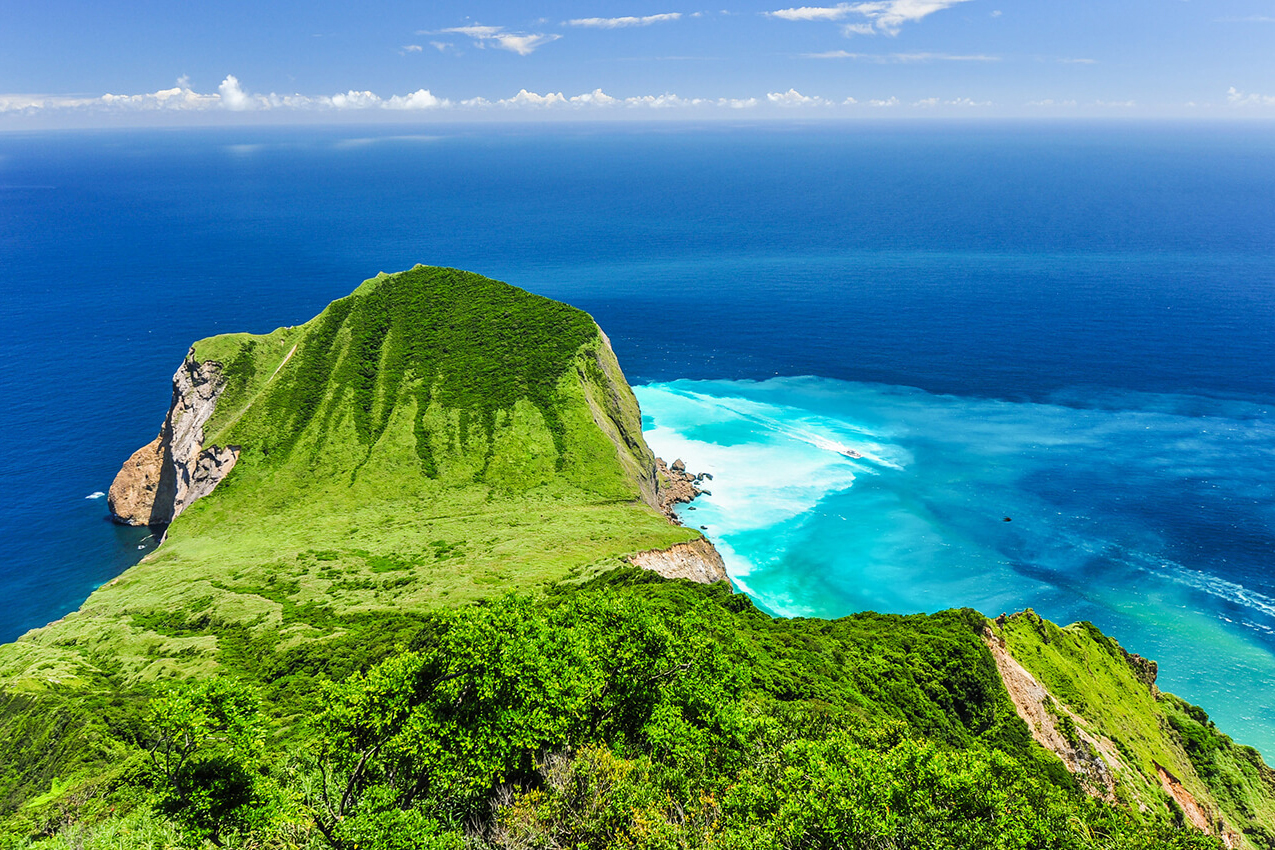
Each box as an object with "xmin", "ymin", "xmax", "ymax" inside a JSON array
[{"xmin": 1, "ymin": 123, "xmax": 1273, "ymax": 754}]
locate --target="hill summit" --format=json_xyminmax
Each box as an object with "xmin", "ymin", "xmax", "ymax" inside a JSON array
[{"xmin": 109, "ymin": 265, "xmax": 671, "ymax": 527}]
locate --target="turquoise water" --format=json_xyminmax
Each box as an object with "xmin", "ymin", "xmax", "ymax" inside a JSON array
[{"xmin": 636, "ymin": 378, "xmax": 1275, "ymax": 755}]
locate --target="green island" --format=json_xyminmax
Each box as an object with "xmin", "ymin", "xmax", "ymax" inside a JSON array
[{"xmin": 2, "ymin": 266, "xmax": 1273, "ymax": 849}]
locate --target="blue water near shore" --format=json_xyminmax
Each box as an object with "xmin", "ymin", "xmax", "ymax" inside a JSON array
[{"xmin": 1, "ymin": 123, "xmax": 1273, "ymax": 752}]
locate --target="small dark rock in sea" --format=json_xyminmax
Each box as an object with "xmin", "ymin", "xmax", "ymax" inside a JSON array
[
  {"xmin": 671, "ymin": 458, "xmax": 686, "ymax": 473},
  {"xmin": 686, "ymin": 506, "xmax": 697, "ymax": 510},
  {"xmin": 700, "ymin": 490, "xmax": 712, "ymax": 497},
  {"xmin": 700, "ymin": 525, "xmax": 708, "ymax": 530},
  {"xmin": 1003, "ymin": 517, "xmax": 1012, "ymax": 522}
]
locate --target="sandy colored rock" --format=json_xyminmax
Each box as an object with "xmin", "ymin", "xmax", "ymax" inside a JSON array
[
  {"xmin": 626, "ymin": 538, "xmax": 730, "ymax": 585},
  {"xmin": 107, "ymin": 435, "xmax": 165, "ymax": 525},
  {"xmin": 107, "ymin": 351, "xmax": 239, "ymax": 528},
  {"xmin": 655, "ymin": 457, "xmax": 703, "ymax": 523}
]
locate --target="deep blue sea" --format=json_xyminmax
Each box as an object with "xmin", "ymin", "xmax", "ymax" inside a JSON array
[{"xmin": 2, "ymin": 123, "xmax": 1273, "ymax": 754}]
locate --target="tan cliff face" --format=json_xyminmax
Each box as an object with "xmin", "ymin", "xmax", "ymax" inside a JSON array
[
  {"xmin": 626, "ymin": 538, "xmax": 731, "ymax": 585},
  {"xmin": 108, "ymin": 352, "xmax": 239, "ymax": 527}
]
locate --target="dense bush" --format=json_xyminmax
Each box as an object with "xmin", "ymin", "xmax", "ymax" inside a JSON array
[{"xmin": 5, "ymin": 576, "xmax": 1224, "ymax": 850}]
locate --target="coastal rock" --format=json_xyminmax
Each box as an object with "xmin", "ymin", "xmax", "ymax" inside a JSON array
[
  {"xmin": 108, "ymin": 352, "xmax": 239, "ymax": 527},
  {"xmin": 107, "ymin": 436, "xmax": 165, "ymax": 525},
  {"xmin": 1123, "ymin": 651, "xmax": 1159, "ymax": 691},
  {"xmin": 654, "ymin": 457, "xmax": 704, "ymax": 523},
  {"xmin": 626, "ymin": 538, "xmax": 731, "ymax": 585}
]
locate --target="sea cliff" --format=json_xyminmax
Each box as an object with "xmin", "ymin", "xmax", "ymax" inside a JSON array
[{"xmin": 108, "ymin": 355, "xmax": 239, "ymax": 528}]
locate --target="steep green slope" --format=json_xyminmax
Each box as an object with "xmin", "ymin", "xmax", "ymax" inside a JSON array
[
  {"xmin": 1, "ymin": 267, "xmax": 694, "ymax": 688},
  {"xmin": 994, "ymin": 611, "xmax": 1275, "ymax": 849},
  {"xmin": 0, "ymin": 268, "xmax": 698, "ymax": 808}
]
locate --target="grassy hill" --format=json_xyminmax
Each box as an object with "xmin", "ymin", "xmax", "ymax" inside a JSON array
[{"xmin": 0, "ymin": 267, "xmax": 1270, "ymax": 849}]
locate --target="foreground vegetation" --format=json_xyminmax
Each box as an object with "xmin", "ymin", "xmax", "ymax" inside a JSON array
[
  {"xmin": 0, "ymin": 573, "xmax": 1226, "ymax": 849},
  {"xmin": 1, "ymin": 267, "xmax": 1271, "ymax": 848}
]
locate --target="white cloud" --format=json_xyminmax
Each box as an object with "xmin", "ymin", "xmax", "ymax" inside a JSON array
[
  {"xmin": 570, "ymin": 88, "xmax": 618, "ymax": 105},
  {"xmin": 1059, "ymin": 57, "xmax": 1097, "ymax": 65},
  {"xmin": 913, "ymin": 97, "xmax": 938, "ymax": 107},
  {"xmin": 494, "ymin": 33, "xmax": 562, "ymax": 54},
  {"xmin": 430, "ymin": 41, "xmax": 455, "ymax": 52},
  {"xmin": 500, "ymin": 89, "xmax": 569, "ymax": 106},
  {"xmin": 767, "ymin": 0, "xmax": 974, "ymax": 35},
  {"xmin": 768, "ymin": 5, "xmax": 851, "ymax": 20},
  {"xmin": 946, "ymin": 97, "xmax": 991, "ymax": 106},
  {"xmin": 766, "ymin": 88, "xmax": 830, "ymax": 106},
  {"xmin": 329, "ymin": 90, "xmax": 382, "ymax": 109},
  {"xmin": 843, "ymin": 96, "xmax": 858, "ymax": 104},
  {"xmin": 436, "ymin": 25, "xmax": 561, "ymax": 55},
  {"xmin": 568, "ymin": 13, "xmax": 682, "ymax": 27},
  {"xmin": 477, "ymin": 89, "xmax": 752, "ymax": 110},
  {"xmin": 626, "ymin": 93, "xmax": 695, "ymax": 107},
  {"xmin": 96, "ymin": 85, "xmax": 220, "ymax": 111},
  {"xmin": 218, "ymin": 75, "xmax": 253, "ymax": 110},
  {"xmin": 1095, "ymin": 99, "xmax": 1136, "ymax": 108},
  {"xmin": 0, "ymin": 95, "xmax": 51, "ymax": 112},
  {"xmin": 1227, "ymin": 86, "xmax": 1275, "ymax": 106},
  {"xmin": 386, "ymin": 89, "xmax": 447, "ymax": 109},
  {"xmin": 402, "ymin": 44, "xmax": 423, "ymax": 52},
  {"xmin": 869, "ymin": 96, "xmax": 899, "ymax": 106},
  {"xmin": 1026, "ymin": 99, "xmax": 1077, "ymax": 107}
]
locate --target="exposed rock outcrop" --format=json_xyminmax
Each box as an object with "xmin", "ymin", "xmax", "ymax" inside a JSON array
[
  {"xmin": 108, "ymin": 352, "xmax": 239, "ymax": 527},
  {"xmin": 1155, "ymin": 763, "xmax": 1236, "ymax": 846},
  {"xmin": 655, "ymin": 458, "xmax": 711, "ymax": 523},
  {"xmin": 1123, "ymin": 651, "xmax": 1159, "ymax": 692},
  {"xmin": 626, "ymin": 538, "xmax": 730, "ymax": 585},
  {"xmin": 107, "ymin": 436, "xmax": 165, "ymax": 524},
  {"xmin": 983, "ymin": 626, "xmax": 1121, "ymax": 800}
]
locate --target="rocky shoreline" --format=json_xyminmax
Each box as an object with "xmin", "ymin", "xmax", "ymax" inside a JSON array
[{"xmin": 654, "ymin": 457, "xmax": 712, "ymax": 524}]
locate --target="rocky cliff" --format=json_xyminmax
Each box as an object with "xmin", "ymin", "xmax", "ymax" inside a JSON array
[
  {"xmin": 626, "ymin": 538, "xmax": 730, "ymax": 585},
  {"xmin": 107, "ymin": 354, "xmax": 239, "ymax": 527}
]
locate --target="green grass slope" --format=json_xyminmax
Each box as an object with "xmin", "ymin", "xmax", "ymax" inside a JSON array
[
  {"xmin": 995, "ymin": 611, "xmax": 1275, "ymax": 849},
  {"xmin": 0, "ymin": 268, "xmax": 696, "ymax": 803},
  {"xmin": 3, "ymin": 576, "xmax": 1223, "ymax": 850}
]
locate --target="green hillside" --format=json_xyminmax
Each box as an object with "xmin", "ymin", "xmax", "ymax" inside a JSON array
[{"xmin": 0, "ymin": 267, "xmax": 1270, "ymax": 849}]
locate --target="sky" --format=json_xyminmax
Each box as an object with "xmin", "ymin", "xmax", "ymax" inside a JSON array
[{"xmin": 2, "ymin": 0, "xmax": 1274, "ymax": 125}]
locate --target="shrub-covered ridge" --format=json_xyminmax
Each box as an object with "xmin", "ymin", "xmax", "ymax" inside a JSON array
[{"xmin": 1, "ymin": 576, "xmax": 1227, "ymax": 850}]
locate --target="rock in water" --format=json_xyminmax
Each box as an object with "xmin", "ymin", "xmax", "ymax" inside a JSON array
[{"xmin": 108, "ymin": 355, "xmax": 239, "ymax": 527}]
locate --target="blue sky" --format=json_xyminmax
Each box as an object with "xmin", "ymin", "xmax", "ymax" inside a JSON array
[{"xmin": 2, "ymin": 0, "xmax": 1274, "ymax": 124}]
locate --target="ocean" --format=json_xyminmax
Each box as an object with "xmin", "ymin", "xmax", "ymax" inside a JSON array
[{"xmin": 1, "ymin": 122, "xmax": 1273, "ymax": 754}]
